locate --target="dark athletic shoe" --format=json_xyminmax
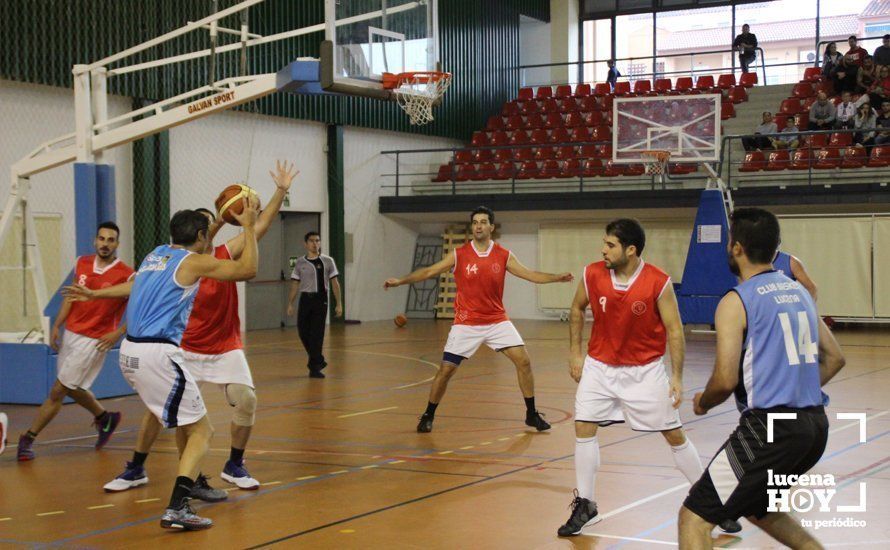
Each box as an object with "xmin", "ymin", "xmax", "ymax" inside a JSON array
[
  {"xmin": 17, "ymin": 434, "xmax": 35, "ymax": 462},
  {"xmin": 416, "ymin": 413, "xmax": 434, "ymax": 433},
  {"xmin": 189, "ymin": 474, "xmax": 228, "ymax": 502},
  {"xmin": 719, "ymin": 518, "xmax": 742, "ymax": 534},
  {"xmin": 160, "ymin": 498, "xmax": 213, "ymax": 531},
  {"xmin": 525, "ymin": 410, "xmax": 551, "ymax": 431},
  {"xmin": 95, "ymin": 411, "xmax": 122, "ymax": 450},
  {"xmin": 308, "ymin": 369, "xmax": 326, "ymax": 378},
  {"xmin": 557, "ymin": 490, "xmax": 600, "ymax": 536}
]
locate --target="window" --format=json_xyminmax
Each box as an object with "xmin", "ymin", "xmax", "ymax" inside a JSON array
[
  {"xmin": 616, "ymin": 13, "xmax": 654, "ymax": 81},
  {"xmin": 582, "ymin": 18, "xmax": 612, "ymax": 84}
]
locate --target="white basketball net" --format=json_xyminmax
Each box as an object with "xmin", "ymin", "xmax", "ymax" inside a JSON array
[
  {"xmin": 641, "ymin": 150, "xmax": 671, "ymax": 175},
  {"xmin": 392, "ymin": 74, "xmax": 452, "ymax": 126}
]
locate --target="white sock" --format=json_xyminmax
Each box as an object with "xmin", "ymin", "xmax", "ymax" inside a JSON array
[
  {"xmin": 575, "ymin": 436, "xmax": 600, "ymax": 501},
  {"xmin": 671, "ymin": 439, "xmax": 704, "ymax": 484}
]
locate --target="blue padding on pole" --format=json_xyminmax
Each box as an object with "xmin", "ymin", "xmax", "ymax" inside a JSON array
[
  {"xmin": 74, "ymin": 163, "xmax": 99, "ymax": 256},
  {"xmin": 96, "ymin": 164, "xmax": 116, "ymax": 224}
]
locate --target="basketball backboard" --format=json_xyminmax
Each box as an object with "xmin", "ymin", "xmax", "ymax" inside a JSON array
[
  {"xmin": 612, "ymin": 94, "xmax": 721, "ymax": 163},
  {"xmin": 321, "ymin": 0, "xmax": 439, "ymax": 99}
]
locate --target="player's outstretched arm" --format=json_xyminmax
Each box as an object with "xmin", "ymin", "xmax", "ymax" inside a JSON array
[
  {"xmin": 505, "ymin": 253, "xmax": 573, "ymax": 284},
  {"xmin": 656, "ymin": 283, "xmax": 686, "ymax": 408},
  {"xmin": 816, "ymin": 318, "xmax": 845, "ymax": 385},
  {"xmin": 227, "ymin": 160, "xmax": 298, "ymax": 259},
  {"xmin": 383, "ymin": 250, "xmax": 455, "ymax": 289},
  {"xmin": 63, "ymin": 280, "xmax": 134, "ymax": 301},
  {"xmin": 789, "ymin": 256, "xmax": 818, "ymax": 301},
  {"xmin": 568, "ymin": 278, "xmax": 589, "ymax": 383},
  {"xmin": 694, "ymin": 292, "xmax": 744, "ymax": 415},
  {"xmin": 179, "ymin": 197, "xmax": 259, "ymax": 285}
]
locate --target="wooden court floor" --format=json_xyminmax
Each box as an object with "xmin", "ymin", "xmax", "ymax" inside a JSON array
[{"xmin": 1, "ymin": 320, "xmax": 888, "ymax": 549}]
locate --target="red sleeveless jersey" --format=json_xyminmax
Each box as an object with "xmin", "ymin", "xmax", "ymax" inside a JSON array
[
  {"xmin": 452, "ymin": 241, "xmax": 510, "ymax": 326},
  {"xmin": 181, "ymin": 244, "xmax": 243, "ymax": 354},
  {"xmin": 584, "ymin": 260, "xmax": 671, "ymax": 366},
  {"xmin": 65, "ymin": 255, "xmax": 134, "ymax": 339}
]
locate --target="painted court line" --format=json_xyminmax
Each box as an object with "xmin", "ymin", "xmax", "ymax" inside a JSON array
[
  {"xmin": 337, "ymin": 406, "xmax": 398, "ymax": 419},
  {"xmin": 296, "ymin": 475, "xmax": 317, "ymax": 481},
  {"xmin": 586, "ymin": 533, "xmax": 758, "ymax": 549},
  {"xmin": 263, "ymin": 481, "xmax": 282, "ymax": 486},
  {"xmin": 0, "ymin": 518, "xmax": 11, "ymax": 522},
  {"xmin": 36, "ymin": 511, "xmax": 65, "ymax": 517},
  {"xmin": 596, "ymin": 483, "xmax": 690, "ymax": 523},
  {"xmin": 87, "ymin": 504, "xmax": 115, "ymax": 510},
  {"xmin": 135, "ymin": 498, "xmax": 159, "ymax": 504}
]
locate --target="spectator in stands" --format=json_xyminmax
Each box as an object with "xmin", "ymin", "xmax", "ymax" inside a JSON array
[
  {"xmin": 771, "ymin": 114, "xmax": 801, "ymax": 150},
  {"xmin": 606, "ymin": 60, "xmax": 621, "ymax": 90},
  {"xmin": 856, "ymin": 56, "xmax": 878, "ymax": 94},
  {"xmin": 822, "ymin": 42, "xmax": 843, "ymax": 80},
  {"xmin": 808, "ymin": 91, "xmax": 836, "ymax": 131},
  {"xmin": 742, "ymin": 111, "xmax": 777, "ymax": 151},
  {"xmin": 874, "ymin": 35, "xmax": 890, "ymax": 68},
  {"xmin": 875, "ymin": 101, "xmax": 890, "ymax": 145},
  {"xmin": 853, "ymin": 101, "xmax": 877, "ymax": 150},
  {"xmin": 836, "ymin": 91, "xmax": 857, "ymax": 129},
  {"xmin": 866, "ymin": 65, "xmax": 890, "ymax": 109},
  {"xmin": 837, "ymin": 36, "xmax": 868, "ymax": 93},
  {"xmin": 733, "ymin": 24, "xmax": 758, "ymax": 74}
]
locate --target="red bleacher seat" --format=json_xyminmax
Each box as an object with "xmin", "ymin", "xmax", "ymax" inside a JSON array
[
  {"xmin": 548, "ymin": 127, "xmax": 571, "ymax": 144},
  {"xmin": 556, "ymin": 146, "xmax": 577, "ymax": 159},
  {"xmin": 789, "ymin": 148, "xmax": 814, "ymax": 170},
  {"xmin": 716, "ymin": 74, "xmax": 736, "ymax": 90},
  {"xmin": 739, "ymin": 73, "xmax": 757, "ymax": 88},
  {"xmin": 728, "ymin": 86, "xmax": 748, "ymax": 104},
  {"xmin": 841, "ymin": 146, "xmax": 867, "ymax": 169},
  {"xmin": 780, "ymin": 98, "xmax": 802, "ymax": 115},
  {"xmin": 536, "ymin": 87, "xmax": 553, "ymax": 99},
  {"xmin": 868, "ymin": 146, "xmax": 890, "ymax": 167},
  {"xmin": 486, "ymin": 116, "xmax": 504, "ymax": 131},
  {"xmin": 512, "ymin": 146, "xmax": 534, "ymax": 161},
  {"xmin": 539, "ymin": 98, "xmax": 559, "ymax": 113},
  {"xmin": 474, "ymin": 162, "xmax": 497, "ymax": 180},
  {"xmin": 490, "ymin": 130, "xmax": 509, "ymax": 146},
  {"xmin": 601, "ymin": 95, "xmax": 614, "ymax": 112},
  {"xmin": 765, "ymin": 150, "xmax": 791, "ymax": 171},
  {"xmin": 792, "ymin": 82, "xmax": 815, "ymax": 99},
  {"xmin": 558, "ymin": 98, "xmax": 579, "ymax": 113},
  {"xmin": 570, "ymin": 126, "xmax": 591, "ymax": 142},
  {"xmin": 613, "ymin": 81, "xmax": 632, "ymax": 96},
  {"xmin": 582, "ymin": 159, "xmax": 604, "ymax": 177},
  {"xmin": 495, "ymin": 161, "xmax": 515, "ymax": 180},
  {"xmin": 633, "ymin": 80, "xmax": 652, "ymax": 95},
  {"xmin": 594, "ymin": 83, "xmax": 612, "ymax": 96},
  {"xmin": 654, "ymin": 78, "xmax": 672, "ymax": 94},
  {"xmin": 774, "ymin": 114, "xmax": 789, "ymax": 131},
  {"xmin": 802, "ymin": 133, "xmax": 828, "ymax": 148},
  {"xmin": 474, "ymin": 148, "xmax": 494, "ymax": 162},
  {"xmin": 603, "ymin": 160, "xmax": 625, "ymax": 177},
  {"xmin": 520, "ymin": 100, "xmax": 539, "ymax": 115},
  {"xmin": 739, "ymin": 151, "xmax": 766, "ymax": 172},
  {"xmin": 721, "ymin": 102, "xmax": 736, "ymax": 120},
  {"xmin": 502, "ymin": 102, "xmax": 520, "ymax": 117},
  {"xmin": 454, "ymin": 150, "xmax": 474, "ymax": 164},
  {"xmin": 505, "ymin": 115, "xmax": 523, "ymax": 131},
  {"xmin": 802, "ymin": 97, "xmax": 817, "ymax": 111},
  {"xmin": 509, "ymin": 130, "xmax": 529, "ymax": 145},
  {"xmin": 584, "ymin": 111, "xmax": 603, "ymax": 126},
  {"xmin": 590, "ymin": 125, "xmax": 611, "ymax": 142},
  {"xmin": 560, "ymin": 159, "xmax": 582, "ymax": 177},
  {"xmin": 535, "ymin": 146, "xmax": 556, "ymax": 161},
  {"xmin": 525, "ymin": 114, "xmax": 545, "ymax": 130},
  {"xmin": 432, "ymin": 164, "xmax": 453, "ymax": 182},
  {"xmin": 471, "ymin": 131, "xmax": 488, "ymax": 146},
  {"xmin": 455, "ymin": 163, "xmax": 476, "ymax": 181},
  {"xmin": 669, "ymin": 163, "xmax": 697, "ymax": 175},
  {"xmin": 578, "ymin": 144, "xmax": 597, "ymax": 159},
  {"xmin": 578, "ymin": 96, "xmax": 599, "ymax": 112},
  {"xmin": 544, "ymin": 112, "xmax": 564, "ymax": 130},
  {"xmin": 625, "ymin": 164, "xmax": 646, "ymax": 176},
  {"xmin": 675, "ymin": 77, "xmax": 694, "ymax": 92},
  {"xmin": 596, "ymin": 143, "xmax": 613, "ymax": 158},
  {"xmin": 517, "ymin": 87, "xmax": 534, "ymax": 101},
  {"xmin": 815, "ymin": 81, "xmax": 833, "ymax": 96},
  {"xmin": 555, "ymin": 85, "xmax": 572, "ymax": 98},
  {"xmin": 814, "ymin": 147, "xmax": 841, "ymax": 169},
  {"xmin": 574, "ymin": 83, "xmax": 591, "ymax": 97},
  {"xmin": 829, "ymin": 133, "xmax": 852, "ymax": 147},
  {"xmin": 802, "ymin": 67, "xmax": 822, "ymax": 82},
  {"xmin": 696, "ymin": 75, "xmax": 715, "ymax": 91},
  {"xmin": 493, "ymin": 148, "xmax": 512, "ymax": 163},
  {"xmin": 565, "ymin": 112, "xmax": 585, "ymax": 128},
  {"xmin": 516, "ymin": 160, "xmax": 539, "ymax": 179},
  {"xmin": 530, "ymin": 129, "xmax": 549, "ymax": 144},
  {"xmin": 539, "ymin": 159, "xmax": 562, "ymax": 178},
  {"xmin": 796, "ymin": 112, "xmax": 809, "ymax": 128}
]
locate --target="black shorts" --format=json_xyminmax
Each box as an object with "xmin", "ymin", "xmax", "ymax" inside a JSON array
[{"xmin": 683, "ymin": 406, "xmax": 828, "ymax": 524}]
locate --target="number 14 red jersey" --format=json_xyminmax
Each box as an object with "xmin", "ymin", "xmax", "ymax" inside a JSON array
[
  {"xmin": 452, "ymin": 241, "xmax": 510, "ymax": 326},
  {"xmin": 584, "ymin": 260, "xmax": 671, "ymax": 366}
]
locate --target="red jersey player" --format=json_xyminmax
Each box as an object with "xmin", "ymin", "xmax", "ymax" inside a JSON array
[
  {"xmin": 384, "ymin": 206, "xmax": 573, "ymax": 433},
  {"xmin": 17, "ymin": 222, "xmax": 133, "ymax": 461},
  {"xmin": 557, "ymin": 219, "xmax": 741, "ymax": 536},
  {"xmin": 103, "ymin": 160, "xmax": 297, "ymax": 497}
]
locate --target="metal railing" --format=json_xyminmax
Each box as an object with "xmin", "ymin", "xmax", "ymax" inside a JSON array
[
  {"xmin": 815, "ymin": 36, "xmax": 887, "ymax": 67},
  {"xmin": 518, "ymin": 47, "xmax": 767, "ymax": 89}
]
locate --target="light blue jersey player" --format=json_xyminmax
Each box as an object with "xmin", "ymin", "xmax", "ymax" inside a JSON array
[
  {"xmin": 680, "ymin": 208, "xmax": 845, "ymax": 549},
  {"xmin": 65, "ymin": 199, "xmax": 259, "ymax": 531},
  {"xmin": 771, "ymin": 250, "xmax": 818, "ymax": 300}
]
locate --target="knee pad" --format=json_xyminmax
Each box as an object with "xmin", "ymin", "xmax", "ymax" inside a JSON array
[{"xmin": 225, "ymin": 384, "xmax": 257, "ymax": 427}]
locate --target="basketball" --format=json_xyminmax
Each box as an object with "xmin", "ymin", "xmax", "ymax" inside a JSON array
[
  {"xmin": 394, "ymin": 314, "xmax": 408, "ymax": 327},
  {"xmin": 215, "ymin": 184, "xmax": 259, "ymax": 226}
]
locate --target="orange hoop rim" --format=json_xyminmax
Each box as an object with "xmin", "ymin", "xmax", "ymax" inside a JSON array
[
  {"xmin": 639, "ymin": 149, "xmax": 672, "ymax": 162},
  {"xmin": 382, "ymin": 71, "xmax": 452, "ymax": 90}
]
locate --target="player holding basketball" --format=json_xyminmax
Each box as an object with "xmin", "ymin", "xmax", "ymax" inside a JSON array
[
  {"xmin": 17, "ymin": 222, "xmax": 132, "ymax": 461},
  {"xmin": 66, "ymin": 201, "xmax": 259, "ymax": 530},
  {"xmin": 558, "ymin": 219, "xmax": 742, "ymax": 536},
  {"xmin": 102, "ymin": 161, "xmax": 297, "ymax": 496},
  {"xmin": 679, "ymin": 208, "xmax": 845, "ymax": 549},
  {"xmin": 384, "ymin": 206, "xmax": 573, "ymax": 433}
]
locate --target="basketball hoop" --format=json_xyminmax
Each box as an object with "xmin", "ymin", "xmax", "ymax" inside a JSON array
[
  {"xmin": 640, "ymin": 150, "xmax": 671, "ymax": 176},
  {"xmin": 383, "ymin": 71, "xmax": 452, "ymax": 126}
]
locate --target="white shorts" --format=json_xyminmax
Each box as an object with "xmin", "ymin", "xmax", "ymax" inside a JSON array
[
  {"xmin": 181, "ymin": 349, "xmax": 254, "ymax": 388},
  {"xmin": 119, "ymin": 339, "xmax": 207, "ymax": 429},
  {"xmin": 575, "ymin": 356, "xmax": 682, "ymax": 432},
  {"xmin": 57, "ymin": 331, "xmax": 107, "ymax": 391},
  {"xmin": 443, "ymin": 321, "xmax": 525, "ymax": 362}
]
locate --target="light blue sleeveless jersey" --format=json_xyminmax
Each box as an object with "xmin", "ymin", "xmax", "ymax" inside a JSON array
[
  {"xmin": 733, "ymin": 270, "xmax": 826, "ymax": 411},
  {"xmin": 773, "ymin": 251, "xmax": 795, "ymax": 280},
  {"xmin": 126, "ymin": 245, "xmax": 199, "ymax": 345}
]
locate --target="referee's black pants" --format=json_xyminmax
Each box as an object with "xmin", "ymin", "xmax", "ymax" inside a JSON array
[{"xmin": 297, "ymin": 292, "xmax": 327, "ymax": 371}]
